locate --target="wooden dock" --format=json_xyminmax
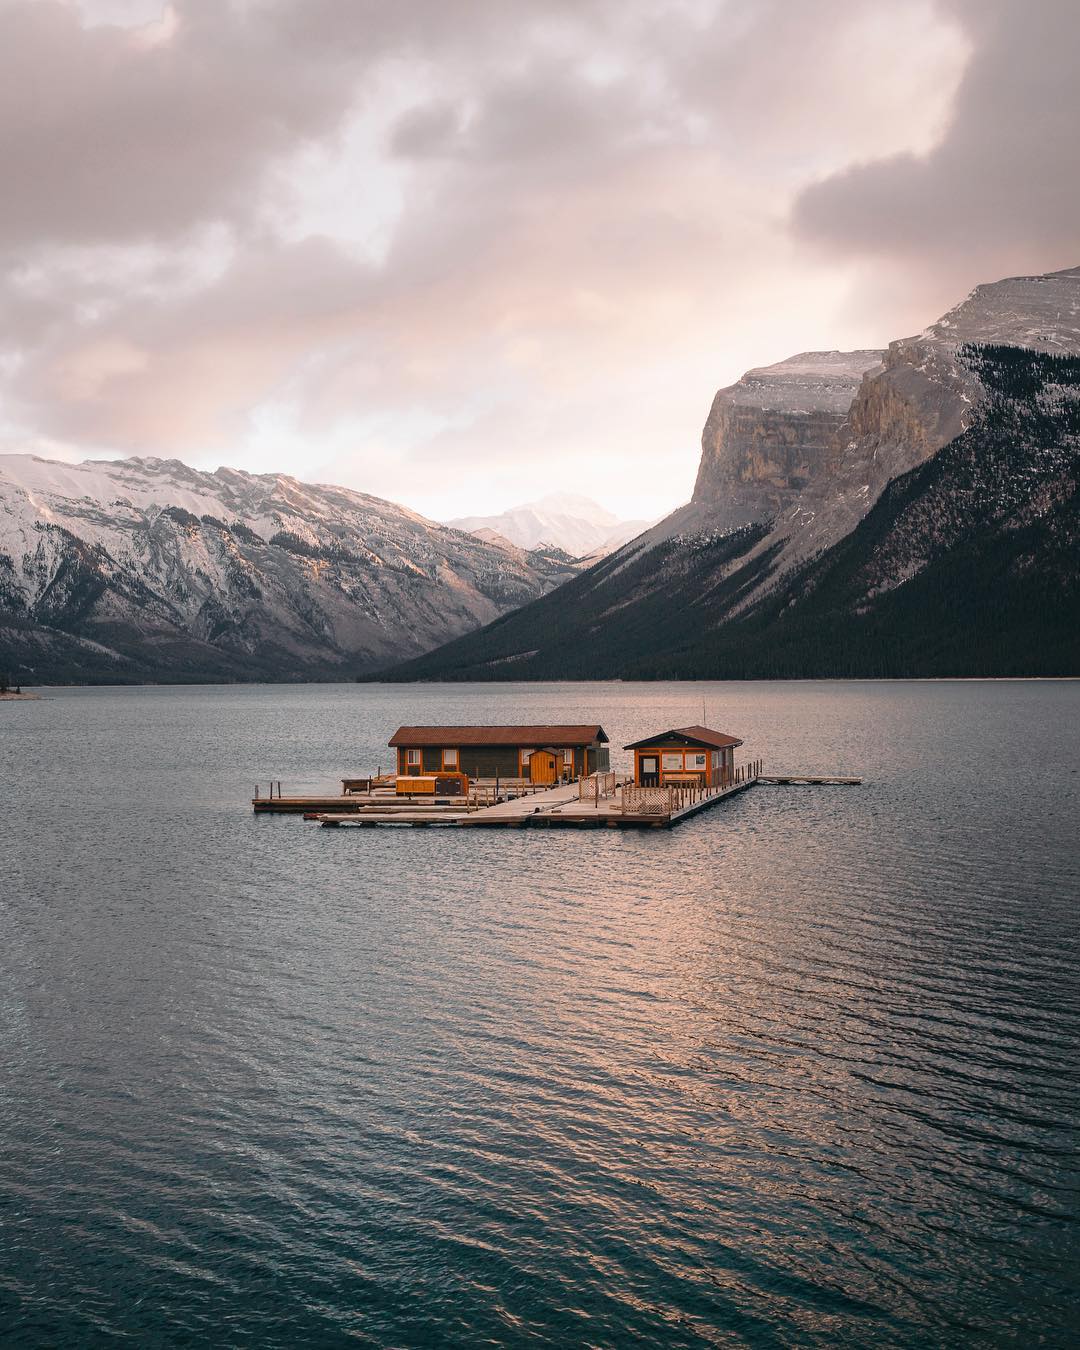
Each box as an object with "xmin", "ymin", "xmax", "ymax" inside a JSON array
[
  {"xmin": 254, "ymin": 768, "xmax": 861, "ymax": 831},
  {"xmin": 316, "ymin": 776, "xmax": 760, "ymax": 830},
  {"xmin": 252, "ymin": 778, "xmax": 550, "ymax": 815},
  {"xmin": 757, "ymin": 774, "xmax": 862, "ymax": 785}
]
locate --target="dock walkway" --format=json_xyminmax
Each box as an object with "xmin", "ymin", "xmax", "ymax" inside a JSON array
[
  {"xmin": 758, "ymin": 773, "xmax": 862, "ymax": 785},
  {"xmin": 255, "ymin": 769, "xmax": 861, "ymax": 832},
  {"xmin": 317, "ymin": 776, "xmax": 760, "ymax": 830}
]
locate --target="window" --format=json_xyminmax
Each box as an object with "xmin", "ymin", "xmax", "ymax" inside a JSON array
[
  {"xmin": 662, "ymin": 753, "xmax": 683, "ymax": 770},
  {"xmin": 406, "ymin": 749, "xmax": 421, "ymax": 766},
  {"xmin": 563, "ymin": 749, "xmax": 574, "ymax": 767},
  {"xmin": 689, "ymin": 753, "xmax": 707, "ymax": 770},
  {"xmin": 443, "ymin": 748, "xmax": 459, "ymax": 769}
]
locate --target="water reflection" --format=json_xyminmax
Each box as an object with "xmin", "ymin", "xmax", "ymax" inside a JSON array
[{"xmin": 1, "ymin": 681, "xmax": 1078, "ymax": 1345}]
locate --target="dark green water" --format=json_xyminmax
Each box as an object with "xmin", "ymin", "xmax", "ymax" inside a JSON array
[{"xmin": 2, "ymin": 681, "xmax": 1078, "ymax": 1347}]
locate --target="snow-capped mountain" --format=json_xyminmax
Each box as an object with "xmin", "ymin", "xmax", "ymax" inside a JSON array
[
  {"xmin": 670, "ymin": 266, "xmax": 1080, "ymax": 567},
  {"xmin": 0, "ymin": 455, "xmax": 576, "ymax": 683},
  {"xmin": 448, "ymin": 493, "xmax": 652, "ymax": 559},
  {"xmin": 386, "ymin": 265, "xmax": 1080, "ymax": 681}
]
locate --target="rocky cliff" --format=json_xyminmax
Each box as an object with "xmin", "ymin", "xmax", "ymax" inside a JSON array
[
  {"xmin": 691, "ymin": 349, "xmax": 884, "ymax": 531},
  {"xmin": 383, "ymin": 265, "xmax": 1080, "ymax": 681},
  {"xmin": 0, "ymin": 456, "xmax": 576, "ymax": 683},
  {"xmin": 789, "ymin": 266, "xmax": 1080, "ymax": 560},
  {"xmin": 638, "ymin": 267, "xmax": 1080, "ymax": 574}
]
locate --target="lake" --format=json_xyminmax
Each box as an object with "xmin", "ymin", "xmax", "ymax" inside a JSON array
[{"xmin": 2, "ymin": 680, "xmax": 1078, "ymax": 1346}]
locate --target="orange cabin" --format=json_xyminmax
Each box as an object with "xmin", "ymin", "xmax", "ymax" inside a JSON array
[{"xmin": 624, "ymin": 725, "xmax": 743, "ymax": 789}]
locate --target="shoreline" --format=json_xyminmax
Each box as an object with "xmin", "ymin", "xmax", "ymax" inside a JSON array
[{"xmin": 6, "ymin": 675, "xmax": 1078, "ymax": 691}]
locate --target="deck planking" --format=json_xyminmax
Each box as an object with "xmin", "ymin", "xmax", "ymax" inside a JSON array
[
  {"xmin": 315, "ymin": 776, "xmax": 761, "ymax": 830},
  {"xmin": 757, "ymin": 774, "xmax": 862, "ymax": 785},
  {"xmin": 259, "ymin": 770, "xmax": 862, "ymax": 831}
]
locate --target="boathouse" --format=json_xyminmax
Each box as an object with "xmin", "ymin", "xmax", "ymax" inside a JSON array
[
  {"xmin": 389, "ymin": 725, "xmax": 610, "ymax": 784},
  {"xmin": 624, "ymin": 725, "xmax": 743, "ymax": 788}
]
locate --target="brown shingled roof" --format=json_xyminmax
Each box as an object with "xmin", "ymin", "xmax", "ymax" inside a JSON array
[
  {"xmin": 389, "ymin": 724, "xmax": 608, "ymax": 748},
  {"xmin": 623, "ymin": 725, "xmax": 743, "ymax": 750}
]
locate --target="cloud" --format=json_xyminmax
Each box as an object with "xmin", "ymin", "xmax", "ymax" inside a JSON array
[
  {"xmin": 5, "ymin": 0, "xmax": 1064, "ymax": 518},
  {"xmin": 792, "ymin": 0, "xmax": 1080, "ymax": 294}
]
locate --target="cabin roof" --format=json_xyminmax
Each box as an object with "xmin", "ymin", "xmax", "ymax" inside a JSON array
[
  {"xmin": 389, "ymin": 724, "xmax": 609, "ymax": 748},
  {"xmin": 623, "ymin": 724, "xmax": 744, "ymax": 751}
]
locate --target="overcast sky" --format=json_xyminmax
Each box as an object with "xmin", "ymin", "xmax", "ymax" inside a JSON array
[{"xmin": 1, "ymin": 0, "xmax": 1077, "ymax": 520}]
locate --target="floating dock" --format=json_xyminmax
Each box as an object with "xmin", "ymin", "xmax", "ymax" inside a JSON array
[
  {"xmin": 758, "ymin": 774, "xmax": 862, "ymax": 786},
  {"xmin": 315, "ymin": 776, "xmax": 756, "ymax": 829},
  {"xmin": 253, "ymin": 763, "xmax": 862, "ymax": 831},
  {"xmin": 252, "ymin": 779, "xmax": 546, "ymax": 816},
  {"xmin": 308, "ymin": 774, "xmax": 858, "ymax": 830}
]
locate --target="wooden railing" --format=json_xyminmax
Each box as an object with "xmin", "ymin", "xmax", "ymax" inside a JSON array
[
  {"xmin": 621, "ymin": 785, "xmax": 678, "ymax": 815},
  {"xmin": 578, "ymin": 771, "xmax": 618, "ymax": 804},
  {"xmin": 621, "ymin": 760, "xmax": 764, "ymax": 816},
  {"xmin": 467, "ymin": 783, "xmax": 500, "ymax": 810}
]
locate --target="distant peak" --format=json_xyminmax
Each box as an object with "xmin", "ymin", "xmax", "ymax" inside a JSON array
[{"xmin": 531, "ymin": 491, "xmax": 612, "ymax": 514}]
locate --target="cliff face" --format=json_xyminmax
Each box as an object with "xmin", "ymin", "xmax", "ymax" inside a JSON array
[
  {"xmin": 0, "ymin": 455, "xmax": 576, "ymax": 683},
  {"xmin": 674, "ymin": 266, "xmax": 1080, "ymax": 575},
  {"xmin": 382, "ymin": 340, "xmax": 1080, "ymax": 681},
  {"xmin": 788, "ymin": 266, "xmax": 1080, "ymax": 560},
  {"xmin": 691, "ymin": 350, "xmax": 884, "ymax": 532},
  {"xmin": 383, "ymin": 265, "xmax": 1080, "ymax": 682}
]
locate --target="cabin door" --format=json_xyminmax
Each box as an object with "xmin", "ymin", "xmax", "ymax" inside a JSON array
[
  {"xmin": 640, "ymin": 756, "xmax": 660, "ymax": 786},
  {"xmin": 529, "ymin": 750, "xmax": 557, "ymax": 785}
]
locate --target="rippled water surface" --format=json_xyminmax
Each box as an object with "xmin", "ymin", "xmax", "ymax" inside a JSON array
[{"xmin": 2, "ymin": 681, "xmax": 1079, "ymax": 1347}]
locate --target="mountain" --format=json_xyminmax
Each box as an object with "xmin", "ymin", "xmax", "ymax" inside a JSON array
[
  {"xmin": 690, "ymin": 348, "xmax": 886, "ymax": 535},
  {"xmin": 0, "ymin": 455, "xmax": 576, "ymax": 684},
  {"xmin": 381, "ymin": 267, "xmax": 1080, "ymax": 681},
  {"xmin": 448, "ymin": 492, "xmax": 653, "ymax": 558}
]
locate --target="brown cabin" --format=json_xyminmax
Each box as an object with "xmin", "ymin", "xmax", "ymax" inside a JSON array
[
  {"xmin": 388, "ymin": 725, "xmax": 610, "ymax": 784},
  {"xmin": 624, "ymin": 725, "xmax": 743, "ymax": 788}
]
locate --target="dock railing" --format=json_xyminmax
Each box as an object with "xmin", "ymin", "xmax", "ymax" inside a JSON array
[
  {"xmin": 621, "ymin": 785, "xmax": 676, "ymax": 816},
  {"xmin": 464, "ymin": 782, "xmax": 493, "ymax": 811},
  {"xmin": 578, "ymin": 771, "xmax": 618, "ymax": 805},
  {"xmin": 621, "ymin": 760, "xmax": 764, "ymax": 817}
]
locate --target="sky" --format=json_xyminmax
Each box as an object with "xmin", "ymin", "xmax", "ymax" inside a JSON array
[{"xmin": 1, "ymin": 0, "xmax": 1077, "ymax": 521}]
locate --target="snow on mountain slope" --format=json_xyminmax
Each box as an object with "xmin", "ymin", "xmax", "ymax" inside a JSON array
[
  {"xmin": 448, "ymin": 492, "xmax": 653, "ymax": 558},
  {"xmin": 0, "ymin": 455, "xmax": 576, "ymax": 682},
  {"xmin": 383, "ymin": 265, "xmax": 1080, "ymax": 682},
  {"xmin": 923, "ymin": 265, "xmax": 1080, "ymax": 352},
  {"xmin": 640, "ymin": 266, "xmax": 1080, "ymax": 569}
]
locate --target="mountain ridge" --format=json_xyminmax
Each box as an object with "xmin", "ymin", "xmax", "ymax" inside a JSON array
[
  {"xmin": 0, "ymin": 454, "xmax": 576, "ymax": 683},
  {"xmin": 380, "ymin": 266, "xmax": 1080, "ymax": 682},
  {"xmin": 448, "ymin": 492, "xmax": 653, "ymax": 558}
]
